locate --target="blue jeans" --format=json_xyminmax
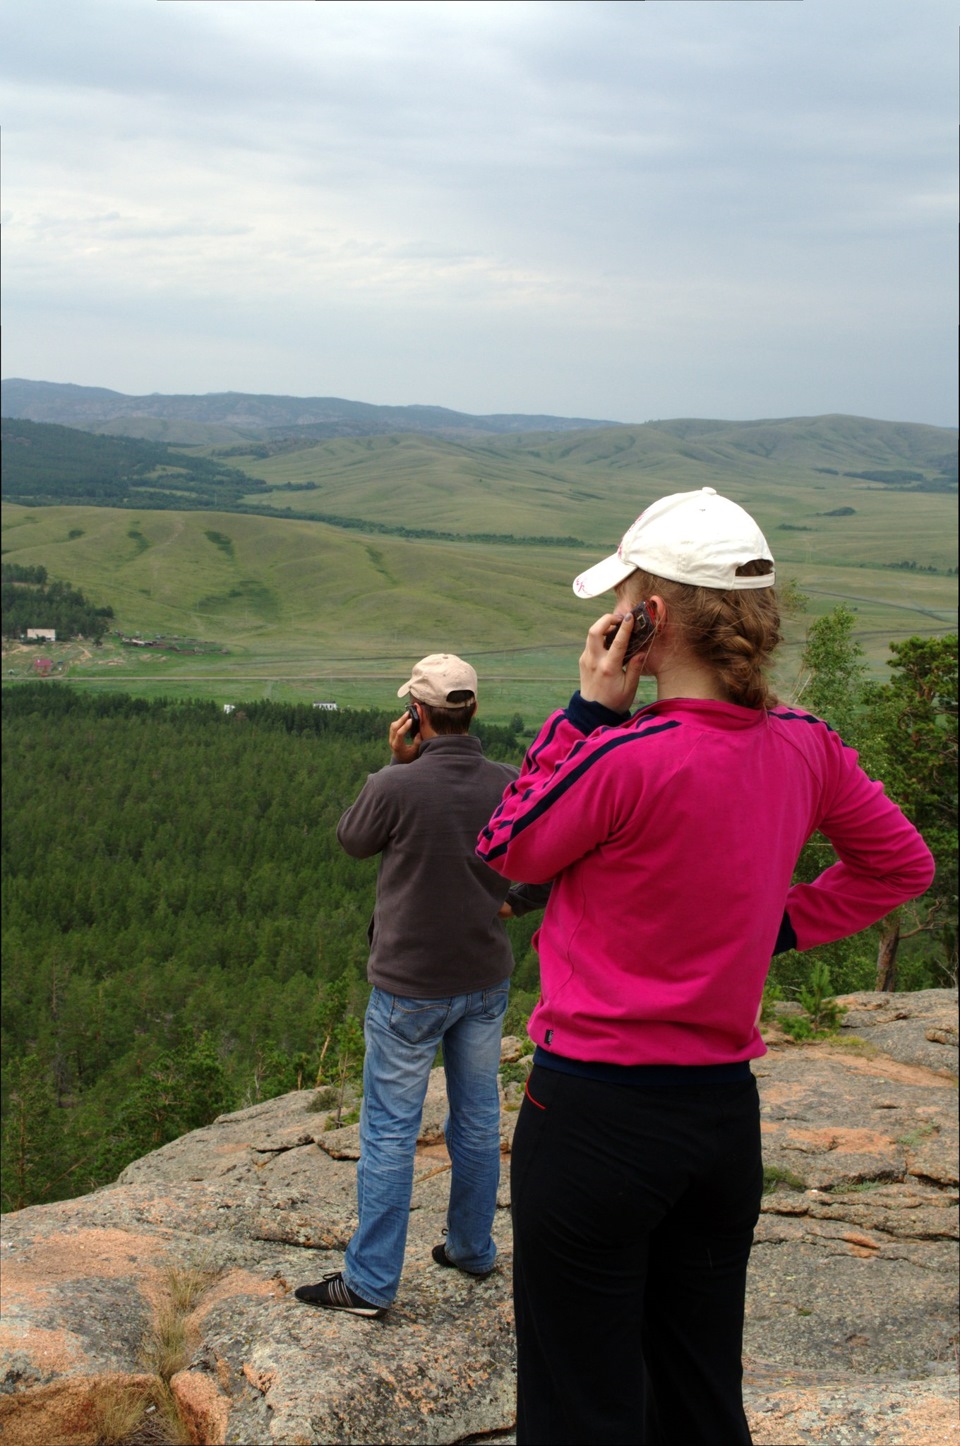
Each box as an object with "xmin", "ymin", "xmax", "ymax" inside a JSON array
[{"xmin": 343, "ymin": 980, "xmax": 509, "ymax": 1307}]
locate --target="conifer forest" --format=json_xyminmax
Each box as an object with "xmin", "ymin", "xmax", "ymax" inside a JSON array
[{"xmin": 0, "ymin": 687, "xmax": 538, "ymax": 1212}]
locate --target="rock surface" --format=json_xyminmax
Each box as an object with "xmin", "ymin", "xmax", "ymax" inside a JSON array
[{"xmin": 1, "ymin": 990, "xmax": 956, "ymax": 1445}]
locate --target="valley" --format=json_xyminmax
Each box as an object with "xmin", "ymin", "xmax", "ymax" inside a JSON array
[{"xmin": 1, "ymin": 406, "xmax": 956, "ymax": 723}]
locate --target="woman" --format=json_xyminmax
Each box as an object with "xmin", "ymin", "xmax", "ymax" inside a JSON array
[{"xmin": 476, "ymin": 488, "xmax": 934, "ymax": 1446}]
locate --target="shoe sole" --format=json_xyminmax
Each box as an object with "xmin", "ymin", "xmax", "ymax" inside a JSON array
[
  {"xmin": 294, "ymin": 1288, "xmax": 384, "ymax": 1317},
  {"xmin": 296, "ymin": 1297, "xmax": 384, "ymax": 1317}
]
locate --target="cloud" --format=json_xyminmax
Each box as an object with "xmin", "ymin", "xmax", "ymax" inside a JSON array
[{"xmin": 1, "ymin": 0, "xmax": 955, "ymax": 423}]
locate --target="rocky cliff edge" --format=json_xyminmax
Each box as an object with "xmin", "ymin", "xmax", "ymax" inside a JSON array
[{"xmin": 1, "ymin": 989, "xmax": 957, "ymax": 1446}]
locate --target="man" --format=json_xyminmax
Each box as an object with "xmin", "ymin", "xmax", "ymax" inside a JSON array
[{"xmin": 295, "ymin": 653, "xmax": 543, "ymax": 1317}]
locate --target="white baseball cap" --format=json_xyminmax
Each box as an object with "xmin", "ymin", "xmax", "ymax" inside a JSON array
[
  {"xmin": 397, "ymin": 653, "xmax": 478, "ymax": 707},
  {"xmin": 572, "ymin": 488, "xmax": 775, "ymax": 598}
]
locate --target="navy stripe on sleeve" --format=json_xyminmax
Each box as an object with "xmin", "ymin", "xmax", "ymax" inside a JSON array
[
  {"xmin": 483, "ymin": 720, "xmax": 681, "ymax": 861},
  {"xmin": 524, "ymin": 711, "xmax": 568, "ymax": 770},
  {"xmin": 773, "ymin": 709, "xmax": 853, "ymax": 747}
]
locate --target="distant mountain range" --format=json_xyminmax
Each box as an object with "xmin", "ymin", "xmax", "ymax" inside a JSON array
[{"xmin": 0, "ymin": 379, "xmax": 617, "ymax": 443}]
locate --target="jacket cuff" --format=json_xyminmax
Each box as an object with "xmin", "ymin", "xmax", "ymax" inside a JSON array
[
  {"xmin": 564, "ymin": 691, "xmax": 630, "ymax": 735},
  {"xmin": 773, "ymin": 912, "xmax": 798, "ymax": 955},
  {"xmin": 505, "ymin": 882, "xmax": 553, "ymax": 917}
]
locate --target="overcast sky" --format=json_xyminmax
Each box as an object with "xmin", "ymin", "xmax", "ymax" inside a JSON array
[{"xmin": 2, "ymin": 0, "xmax": 956, "ymax": 425}]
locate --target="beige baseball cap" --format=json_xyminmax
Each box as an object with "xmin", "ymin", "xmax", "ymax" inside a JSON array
[
  {"xmin": 572, "ymin": 488, "xmax": 775, "ymax": 598},
  {"xmin": 397, "ymin": 653, "xmax": 478, "ymax": 707}
]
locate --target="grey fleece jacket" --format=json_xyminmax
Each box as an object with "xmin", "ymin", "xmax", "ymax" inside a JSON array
[{"xmin": 337, "ymin": 734, "xmax": 523, "ymax": 998}]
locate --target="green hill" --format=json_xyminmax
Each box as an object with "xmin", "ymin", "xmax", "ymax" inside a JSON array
[
  {"xmin": 1, "ymin": 412, "xmax": 955, "ymax": 720},
  {"xmin": 4, "ymin": 414, "xmax": 955, "ymax": 564},
  {"xmin": 2, "ymin": 490, "xmax": 956, "ymax": 721},
  {"xmin": 219, "ymin": 416, "xmax": 958, "ymax": 573},
  {"xmin": 0, "ymin": 419, "xmax": 268, "ymax": 509},
  {"xmin": 0, "ymin": 502, "xmax": 580, "ymax": 647}
]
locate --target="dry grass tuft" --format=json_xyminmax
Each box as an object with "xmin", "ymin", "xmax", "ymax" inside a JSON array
[
  {"xmin": 91, "ymin": 1381, "xmax": 150, "ymax": 1445},
  {"xmin": 121, "ymin": 1258, "xmax": 224, "ymax": 1444},
  {"xmin": 139, "ymin": 1259, "xmax": 222, "ymax": 1382},
  {"xmin": 166, "ymin": 1261, "xmax": 220, "ymax": 1315},
  {"xmin": 90, "ymin": 1378, "xmax": 187, "ymax": 1445},
  {"xmin": 140, "ymin": 1302, "xmax": 190, "ymax": 1383}
]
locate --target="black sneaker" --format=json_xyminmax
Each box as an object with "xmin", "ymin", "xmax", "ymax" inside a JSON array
[
  {"xmin": 294, "ymin": 1272, "xmax": 385, "ymax": 1317},
  {"xmin": 431, "ymin": 1243, "xmax": 494, "ymax": 1279}
]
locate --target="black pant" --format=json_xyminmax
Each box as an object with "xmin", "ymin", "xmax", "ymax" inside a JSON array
[{"xmin": 511, "ymin": 1066, "xmax": 763, "ymax": 1446}]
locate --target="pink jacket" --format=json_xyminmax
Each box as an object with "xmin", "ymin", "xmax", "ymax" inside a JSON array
[{"xmin": 477, "ymin": 694, "xmax": 935, "ymax": 1066}]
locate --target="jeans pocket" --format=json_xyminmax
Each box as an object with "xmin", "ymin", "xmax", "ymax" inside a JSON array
[
  {"xmin": 387, "ymin": 995, "xmax": 453, "ymax": 1045},
  {"xmin": 480, "ymin": 981, "xmax": 510, "ymax": 1022}
]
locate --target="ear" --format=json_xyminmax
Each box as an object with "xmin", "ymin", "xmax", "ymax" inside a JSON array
[{"xmin": 647, "ymin": 595, "xmax": 667, "ymax": 633}]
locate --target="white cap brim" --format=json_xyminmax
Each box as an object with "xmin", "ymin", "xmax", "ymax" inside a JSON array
[{"xmin": 572, "ymin": 551, "xmax": 636, "ymax": 599}]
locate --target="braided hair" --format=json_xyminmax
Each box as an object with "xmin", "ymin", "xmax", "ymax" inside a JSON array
[{"xmin": 625, "ymin": 559, "xmax": 782, "ymax": 710}]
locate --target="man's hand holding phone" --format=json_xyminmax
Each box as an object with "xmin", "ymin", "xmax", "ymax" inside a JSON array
[{"xmin": 389, "ymin": 705, "xmax": 422, "ymax": 764}]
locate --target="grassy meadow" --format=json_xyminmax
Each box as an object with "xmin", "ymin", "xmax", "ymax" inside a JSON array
[
  {"xmin": 222, "ymin": 420, "xmax": 957, "ymax": 565},
  {"xmin": 2, "ymin": 414, "xmax": 956, "ymax": 724}
]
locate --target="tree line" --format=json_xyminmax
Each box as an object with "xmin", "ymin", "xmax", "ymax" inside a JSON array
[
  {"xmin": 1, "ymin": 418, "xmax": 269, "ymax": 510},
  {"xmin": 780, "ymin": 615, "xmax": 956, "ymax": 996}
]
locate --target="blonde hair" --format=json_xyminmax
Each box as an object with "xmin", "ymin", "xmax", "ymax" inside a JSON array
[{"xmin": 623, "ymin": 560, "xmax": 782, "ymax": 710}]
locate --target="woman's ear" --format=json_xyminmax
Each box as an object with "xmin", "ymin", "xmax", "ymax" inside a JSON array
[{"xmin": 647, "ymin": 595, "xmax": 666, "ymax": 633}]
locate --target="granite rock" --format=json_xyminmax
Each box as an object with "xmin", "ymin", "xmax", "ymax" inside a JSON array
[{"xmin": 1, "ymin": 990, "xmax": 956, "ymax": 1445}]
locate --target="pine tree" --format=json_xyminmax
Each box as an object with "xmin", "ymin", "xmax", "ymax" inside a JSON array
[{"xmin": 1, "ymin": 1053, "xmax": 66, "ymax": 1211}]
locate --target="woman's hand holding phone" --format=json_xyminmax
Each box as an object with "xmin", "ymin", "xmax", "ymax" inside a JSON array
[
  {"xmin": 579, "ymin": 608, "xmax": 648, "ymax": 713},
  {"xmin": 604, "ymin": 601, "xmax": 656, "ymax": 660}
]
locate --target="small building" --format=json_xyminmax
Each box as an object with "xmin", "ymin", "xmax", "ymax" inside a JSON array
[
  {"xmin": 223, "ymin": 704, "xmax": 236, "ymax": 715},
  {"xmin": 26, "ymin": 628, "xmax": 56, "ymax": 642},
  {"xmin": 33, "ymin": 657, "xmax": 54, "ymax": 676},
  {"xmin": 313, "ymin": 701, "xmax": 338, "ymax": 711}
]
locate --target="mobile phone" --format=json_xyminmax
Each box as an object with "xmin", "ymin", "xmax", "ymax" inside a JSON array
[
  {"xmin": 603, "ymin": 601, "xmax": 656, "ymax": 661},
  {"xmin": 406, "ymin": 704, "xmax": 421, "ymax": 737}
]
